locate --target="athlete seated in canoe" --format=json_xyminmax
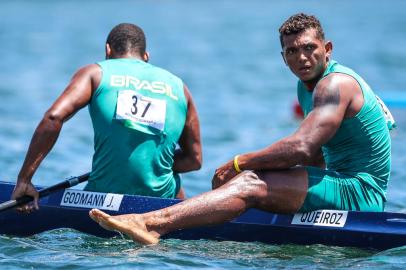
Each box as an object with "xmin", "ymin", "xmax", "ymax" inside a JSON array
[
  {"xmin": 12, "ymin": 23, "xmax": 202, "ymax": 212},
  {"xmin": 90, "ymin": 13, "xmax": 394, "ymax": 245}
]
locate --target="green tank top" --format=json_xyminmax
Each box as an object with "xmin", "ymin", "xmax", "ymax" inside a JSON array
[
  {"xmin": 85, "ymin": 58, "xmax": 188, "ymax": 198},
  {"xmin": 297, "ymin": 60, "xmax": 391, "ymax": 200}
]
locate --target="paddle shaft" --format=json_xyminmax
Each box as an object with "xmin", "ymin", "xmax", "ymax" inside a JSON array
[{"xmin": 0, "ymin": 172, "xmax": 90, "ymax": 213}]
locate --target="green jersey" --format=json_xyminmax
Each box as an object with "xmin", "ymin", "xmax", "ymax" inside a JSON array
[
  {"xmin": 85, "ymin": 58, "xmax": 188, "ymax": 198},
  {"xmin": 297, "ymin": 60, "xmax": 391, "ymax": 200}
]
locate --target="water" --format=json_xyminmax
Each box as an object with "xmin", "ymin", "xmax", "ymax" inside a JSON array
[{"xmin": 0, "ymin": 0, "xmax": 406, "ymax": 268}]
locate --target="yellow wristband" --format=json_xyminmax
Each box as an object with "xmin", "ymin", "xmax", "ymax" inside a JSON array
[{"xmin": 233, "ymin": 155, "xmax": 242, "ymax": 173}]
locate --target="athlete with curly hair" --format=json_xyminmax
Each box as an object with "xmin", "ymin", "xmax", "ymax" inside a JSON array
[{"xmin": 90, "ymin": 14, "xmax": 392, "ymax": 245}]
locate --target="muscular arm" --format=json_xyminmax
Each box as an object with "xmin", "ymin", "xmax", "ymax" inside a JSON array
[
  {"xmin": 12, "ymin": 64, "xmax": 101, "ymax": 208},
  {"xmin": 173, "ymin": 84, "xmax": 202, "ymax": 173},
  {"xmin": 213, "ymin": 74, "xmax": 358, "ymax": 188},
  {"xmin": 303, "ymin": 148, "xmax": 325, "ymax": 168}
]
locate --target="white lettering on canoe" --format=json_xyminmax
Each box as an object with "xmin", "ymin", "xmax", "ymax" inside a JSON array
[
  {"xmin": 60, "ymin": 190, "xmax": 123, "ymax": 211},
  {"xmin": 291, "ymin": 210, "xmax": 348, "ymax": 227}
]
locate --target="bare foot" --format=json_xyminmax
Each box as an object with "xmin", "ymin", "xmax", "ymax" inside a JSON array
[{"xmin": 89, "ymin": 209, "xmax": 159, "ymax": 245}]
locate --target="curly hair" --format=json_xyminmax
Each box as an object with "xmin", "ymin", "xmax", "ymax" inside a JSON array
[
  {"xmin": 279, "ymin": 13, "xmax": 325, "ymax": 47},
  {"xmin": 106, "ymin": 23, "xmax": 146, "ymax": 55}
]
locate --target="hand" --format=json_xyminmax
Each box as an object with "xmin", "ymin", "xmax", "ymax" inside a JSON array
[
  {"xmin": 11, "ymin": 181, "xmax": 39, "ymax": 213},
  {"xmin": 211, "ymin": 160, "xmax": 239, "ymax": 189}
]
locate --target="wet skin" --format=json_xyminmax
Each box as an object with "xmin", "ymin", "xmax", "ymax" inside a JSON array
[
  {"xmin": 12, "ymin": 45, "xmax": 202, "ymax": 212},
  {"xmin": 281, "ymin": 28, "xmax": 331, "ymax": 89},
  {"xmin": 89, "ymin": 27, "xmax": 366, "ymax": 245}
]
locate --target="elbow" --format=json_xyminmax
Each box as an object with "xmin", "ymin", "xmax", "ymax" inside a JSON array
[
  {"xmin": 295, "ymin": 140, "xmax": 317, "ymax": 164},
  {"xmin": 190, "ymin": 155, "xmax": 202, "ymax": 171},
  {"xmin": 184, "ymin": 150, "xmax": 202, "ymax": 171},
  {"xmin": 175, "ymin": 146, "xmax": 202, "ymax": 172},
  {"xmin": 45, "ymin": 109, "xmax": 63, "ymax": 122},
  {"xmin": 186, "ymin": 144, "xmax": 203, "ymax": 171},
  {"xmin": 42, "ymin": 110, "xmax": 64, "ymax": 130}
]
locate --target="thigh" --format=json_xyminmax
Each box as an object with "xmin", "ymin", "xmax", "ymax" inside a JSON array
[
  {"xmin": 254, "ymin": 167, "xmax": 309, "ymax": 214},
  {"xmin": 299, "ymin": 167, "xmax": 384, "ymax": 212}
]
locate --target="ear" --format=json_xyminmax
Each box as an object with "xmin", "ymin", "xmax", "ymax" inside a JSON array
[
  {"xmin": 324, "ymin": 41, "xmax": 333, "ymax": 61},
  {"xmin": 143, "ymin": 51, "xmax": 150, "ymax": 62},
  {"xmin": 105, "ymin": 43, "xmax": 112, "ymax": 59}
]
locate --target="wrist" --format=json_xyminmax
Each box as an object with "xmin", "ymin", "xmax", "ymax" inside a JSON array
[
  {"xmin": 16, "ymin": 176, "xmax": 32, "ymax": 186},
  {"xmin": 233, "ymin": 155, "xmax": 242, "ymax": 173},
  {"xmin": 17, "ymin": 170, "xmax": 33, "ymax": 183}
]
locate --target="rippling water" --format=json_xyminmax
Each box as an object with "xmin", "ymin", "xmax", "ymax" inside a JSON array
[{"xmin": 1, "ymin": 0, "xmax": 406, "ymax": 269}]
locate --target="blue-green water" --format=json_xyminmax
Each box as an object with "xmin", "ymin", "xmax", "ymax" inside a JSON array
[{"xmin": 1, "ymin": 0, "xmax": 406, "ymax": 269}]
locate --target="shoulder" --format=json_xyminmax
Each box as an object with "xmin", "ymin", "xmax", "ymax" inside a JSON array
[
  {"xmin": 313, "ymin": 73, "xmax": 359, "ymax": 107},
  {"xmin": 148, "ymin": 63, "xmax": 183, "ymax": 83},
  {"xmin": 183, "ymin": 83, "xmax": 192, "ymax": 102},
  {"xmin": 317, "ymin": 72, "xmax": 359, "ymax": 90},
  {"xmin": 70, "ymin": 64, "xmax": 102, "ymax": 90},
  {"xmin": 71, "ymin": 64, "xmax": 101, "ymax": 79}
]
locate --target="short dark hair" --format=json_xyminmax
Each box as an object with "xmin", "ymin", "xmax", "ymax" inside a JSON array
[
  {"xmin": 106, "ymin": 23, "xmax": 146, "ymax": 55},
  {"xmin": 279, "ymin": 13, "xmax": 325, "ymax": 48}
]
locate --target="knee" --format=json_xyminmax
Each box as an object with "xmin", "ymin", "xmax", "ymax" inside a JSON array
[{"xmin": 229, "ymin": 171, "xmax": 269, "ymax": 203}]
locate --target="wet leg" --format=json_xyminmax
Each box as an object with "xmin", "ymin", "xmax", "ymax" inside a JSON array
[{"xmin": 90, "ymin": 168, "xmax": 308, "ymax": 244}]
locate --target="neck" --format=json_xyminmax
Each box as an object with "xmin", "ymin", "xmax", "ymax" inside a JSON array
[
  {"xmin": 108, "ymin": 53, "xmax": 144, "ymax": 61},
  {"xmin": 303, "ymin": 74, "xmax": 323, "ymax": 91},
  {"xmin": 303, "ymin": 61, "xmax": 330, "ymax": 91}
]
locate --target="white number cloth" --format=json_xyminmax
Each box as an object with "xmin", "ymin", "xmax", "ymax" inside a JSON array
[
  {"xmin": 116, "ymin": 90, "xmax": 167, "ymax": 131},
  {"xmin": 375, "ymin": 95, "xmax": 396, "ymax": 130}
]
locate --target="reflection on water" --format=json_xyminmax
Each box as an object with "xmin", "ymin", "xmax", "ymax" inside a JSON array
[{"xmin": 3, "ymin": 230, "xmax": 404, "ymax": 269}]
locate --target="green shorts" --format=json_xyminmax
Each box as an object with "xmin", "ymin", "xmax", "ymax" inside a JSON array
[{"xmin": 299, "ymin": 166, "xmax": 385, "ymax": 213}]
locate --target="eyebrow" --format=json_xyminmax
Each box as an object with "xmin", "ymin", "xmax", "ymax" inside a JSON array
[{"xmin": 285, "ymin": 41, "xmax": 317, "ymax": 50}]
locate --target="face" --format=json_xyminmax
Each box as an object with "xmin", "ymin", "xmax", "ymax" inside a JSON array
[{"xmin": 281, "ymin": 28, "xmax": 332, "ymax": 84}]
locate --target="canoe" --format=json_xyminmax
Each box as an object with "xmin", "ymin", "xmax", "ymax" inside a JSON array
[{"xmin": 0, "ymin": 180, "xmax": 405, "ymax": 250}]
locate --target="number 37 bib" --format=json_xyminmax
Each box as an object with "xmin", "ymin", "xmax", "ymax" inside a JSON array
[{"xmin": 116, "ymin": 90, "xmax": 167, "ymax": 134}]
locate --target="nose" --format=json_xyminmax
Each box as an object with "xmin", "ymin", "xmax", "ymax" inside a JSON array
[{"xmin": 298, "ymin": 50, "xmax": 307, "ymax": 63}]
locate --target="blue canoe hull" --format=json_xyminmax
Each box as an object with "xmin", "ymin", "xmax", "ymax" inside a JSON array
[{"xmin": 0, "ymin": 181, "xmax": 405, "ymax": 250}]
